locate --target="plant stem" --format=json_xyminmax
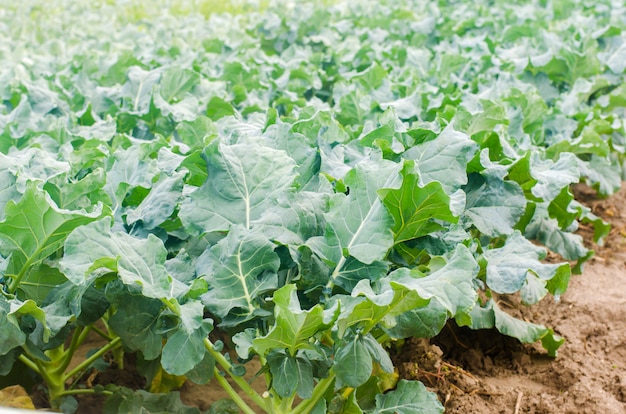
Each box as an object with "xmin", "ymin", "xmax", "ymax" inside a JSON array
[
  {"xmin": 91, "ymin": 324, "xmax": 113, "ymax": 341},
  {"xmin": 7, "ymin": 255, "xmax": 38, "ymax": 294},
  {"xmin": 52, "ymin": 326, "xmax": 89, "ymax": 376},
  {"xmin": 291, "ymin": 374, "xmax": 335, "ymax": 414},
  {"xmin": 325, "ymin": 256, "xmax": 347, "ymax": 296},
  {"xmin": 17, "ymin": 354, "xmax": 40, "ymax": 373},
  {"xmin": 56, "ymin": 389, "xmax": 114, "ymax": 397},
  {"xmin": 203, "ymin": 338, "xmax": 266, "ymax": 410},
  {"xmin": 212, "ymin": 366, "xmax": 257, "ymax": 414},
  {"xmin": 278, "ymin": 394, "xmax": 295, "ymax": 413},
  {"xmin": 64, "ymin": 336, "xmax": 122, "ymax": 381}
]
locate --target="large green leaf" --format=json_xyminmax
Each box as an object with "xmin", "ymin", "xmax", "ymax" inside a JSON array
[
  {"xmin": 0, "ymin": 296, "xmax": 27, "ymax": 354},
  {"xmin": 483, "ymin": 231, "xmax": 570, "ymax": 297},
  {"xmin": 60, "ymin": 217, "xmax": 181, "ymax": 299},
  {"xmin": 197, "ymin": 226, "xmax": 280, "ymax": 325},
  {"xmin": 335, "ymin": 280, "xmax": 430, "ymax": 338},
  {"xmin": 180, "ymin": 141, "xmax": 296, "ymax": 234},
  {"xmin": 107, "ymin": 289, "xmax": 164, "ymax": 360},
  {"xmin": 320, "ymin": 159, "xmax": 402, "ymax": 266},
  {"xmin": 402, "ymin": 125, "xmax": 477, "ymax": 193},
  {"xmin": 463, "ymin": 174, "xmax": 526, "ymax": 237},
  {"xmin": 380, "ymin": 161, "xmax": 458, "ymax": 243},
  {"xmin": 334, "ymin": 335, "xmax": 372, "ymax": 388},
  {"xmin": 253, "ymin": 284, "xmax": 337, "ymax": 357},
  {"xmin": 0, "ymin": 183, "xmax": 104, "ymax": 295},
  {"xmin": 161, "ymin": 301, "xmax": 213, "ymax": 376},
  {"xmin": 125, "ymin": 170, "xmax": 186, "ymax": 230},
  {"xmin": 388, "ymin": 245, "xmax": 478, "ymax": 317}
]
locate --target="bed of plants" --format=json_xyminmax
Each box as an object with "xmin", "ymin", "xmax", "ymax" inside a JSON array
[{"xmin": 1, "ymin": 0, "xmax": 624, "ymax": 412}]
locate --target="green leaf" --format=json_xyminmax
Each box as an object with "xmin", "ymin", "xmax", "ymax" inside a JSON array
[
  {"xmin": 197, "ymin": 226, "xmax": 280, "ymax": 326},
  {"xmin": 402, "ymin": 125, "xmax": 477, "ymax": 193},
  {"xmin": 185, "ymin": 350, "xmax": 216, "ymax": 385},
  {"xmin": 0, "ymin": 170, "xmax": 20, "ymax": 221},
  {"xmin": 323, "ymin": 159, "xmax": 401, "ymax": 265},
  {"xmin": 389, "ymin": 245, "xmax": 478, "ymax": 317},
  {"xmin": 159, "ymin": 67, "xmax": 200, "ymax": 103},
  {"xmin": 380, "ymin": 161, "xmax": 458, "ymax": 243},
  {"xmin": 107, "ymin": 290, "xmax": 164, "ymax": 360},
  {"xmin": 527, "ymin": 152, "xmax": 579, "ymax": 202},
  {"xmin": 385, "ymin": 300, "xmax": 448, "ymax": 339},
  {"xmin": 580, "ymin": 154, "xmax": 622, "ymax": 196},
  {"xmin": 123, "ymin": 66, "xmax": 161, "ymax": 115},
  {"xmin": 253, "ymin": 284, "xmax": 337, "ymax": 357},
  {"xmin": 180, "ymin": 141, "xmax": 296, "ymax": 234},
  {"xmin": 60, "ymin": 217, "xmax": 180, "ymax": 299},
  {"xmin": 161, "ymin": 302, "xmax": 213, "ymax": 376},
  {"xmin": 463, "ymin": 174, "xmax": 526, "ymax": 237},
  {"xmin": 335, "ymin": 279, "xmax": 430, "ymax": 339},
  {"xmin": 17, "ymin": 263, "xmax": 68, "ymax": 304},
  {"xmin": 45, "ymin": 168, "xmax": 110, "ymax": 212},
  {"xmin": 334, "ymin": 335, "xmax": 373, "ymax": 388},
  {"xmin": 483, "ymin": 231, "xmax": 569, "ymax": 296},
  {"xmin": 361, "ymin": 334, "xmax": 393, "ymax": 374},
  {"xmin": 206, "ymin": 96, "xmax": 236, "ymax": 121},
  {"xmin": 0, "ymin": 297, "xmax": 27, "ymax": 354},
  {"xmin": 373, "ymin": 380, "xmax": 444, "ymax": 414},
  {"xmin": 125, "ymin": 170, "xmax": 185, "ymax": 230},
  {"xmin": 175, "ymin": 116, "xmax": 216, "ymax": 148},
  {"xmin": 466, "ymin": 100, "xmax": 508, "ymax": 136},
  {"xmin": 0, "ymin": 183, "xmax": 104, "ymax": 295},
  {"xmin": 104, "ymin": 144, "xmax": 159, "ymax": 208},
  {"xmin": 525, "ymin": 206, "xmax": 590, "ymax": 261},
  {"xmin": 267, "ymin": 350, "xmax": 299, "ymax": 397}
]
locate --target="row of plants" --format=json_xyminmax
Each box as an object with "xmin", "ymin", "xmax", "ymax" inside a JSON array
[{"xmin": 1, "ymin": 0, "xmax": 625, "ymax": 412}]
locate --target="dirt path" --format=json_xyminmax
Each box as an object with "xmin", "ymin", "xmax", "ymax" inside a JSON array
[{"xmin": 395, "ymin": 185, "xmax": 626, "ymax": 413}]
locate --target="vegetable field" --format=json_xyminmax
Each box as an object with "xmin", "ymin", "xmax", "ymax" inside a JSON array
[{"xmin": 1, "ymin": 0, "xmax": 625, "ymax": 412}]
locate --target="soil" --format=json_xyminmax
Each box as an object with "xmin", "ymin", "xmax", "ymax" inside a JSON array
[{"xmin": 22, "ymin": 184, "xmax": 626, "ymax": 413}]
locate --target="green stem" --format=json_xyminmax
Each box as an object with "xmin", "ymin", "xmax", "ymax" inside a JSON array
[
  {"xmin": 91, "ymin": 325, "xmax": 113, "ymax": 341},
  {"xmin": 52, "ymin": 326, "xmax": 89, "ymax": 376},
  {"xmin": 56, "ymin": 389, "xmax": 114, "ymax": 397},
  {"xmin": 278, "ymin": 394, "xmax": 295, "ymax": 413},
  {"xmin": 324, "ymin": 256, "xmax": 347, "ymax": 296},
  {"xmin": 291, "ymin": 374, "xmax": 335, "ymax": 414},
  {"xmin": 212, "ymin": 366, "xmax": 258, "ymax": 414},
  {"xmin": 64, "ymin": 336, "xmax": 122, "ymax": 381},
  {"xmin": 7, "ymin": 255, "xmax": 39, "ymax": 294},
  {"xmin": 33, "ymin": 358, "xmax": 65, "ymax": 408},
  {"xmin": 203, "ymin": 338, "xmax": 266, "ymax": 410},
  {"xmin": 18, "ymin": 354, "xmax": 40, "ymax": 374}
]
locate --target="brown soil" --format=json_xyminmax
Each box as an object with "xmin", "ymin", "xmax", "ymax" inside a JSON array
[{"xmin": 26, "ymin": 185, "xmax": 626, "ymax": 413}]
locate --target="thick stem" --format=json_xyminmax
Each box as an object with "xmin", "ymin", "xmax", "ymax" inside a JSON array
[
  {"xmin": 203, "ymin": 338, "xmax": 266, "ymax": 409},
  {"xmin": 33, "ymin": 358, "xmax": 66, "ymax": 409},
  {"xmin": 278, "ymin": 394, "xmax": 295, "ymax": 413},
  {"xmin": 212, "ymin": 366, "xmax": 258, "ymax": 414}
]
